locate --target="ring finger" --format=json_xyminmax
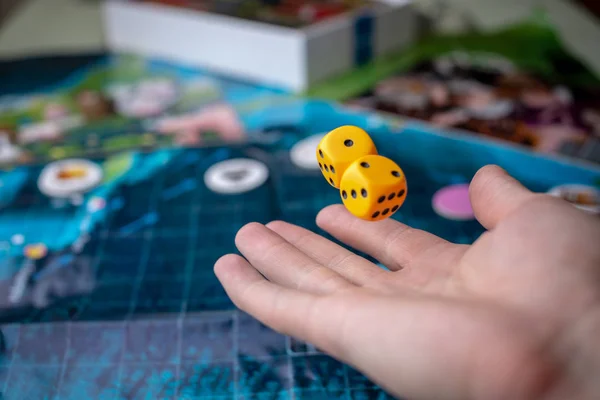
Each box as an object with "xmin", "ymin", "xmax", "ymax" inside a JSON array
[{"xmin": 266, "ymin": 220, "xmax": 390, "ymax": 288}]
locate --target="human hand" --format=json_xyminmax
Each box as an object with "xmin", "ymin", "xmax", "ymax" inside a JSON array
[{"xmin": 214, "ymin": 165, "xmax": 600, "ymax": 400}]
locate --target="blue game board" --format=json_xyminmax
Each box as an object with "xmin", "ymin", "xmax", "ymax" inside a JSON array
[{"xmin": 0, "ymin": 56, "xmax": 599, "ymax": 400}]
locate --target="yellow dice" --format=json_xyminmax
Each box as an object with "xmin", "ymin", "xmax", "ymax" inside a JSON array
[
  {"xmin": 339, "ymin": 154, "xmax": 407, "ymax": 221},
  {"xmin": 316, "ymin": 125, "xmax": 378, "ymax": 188}
]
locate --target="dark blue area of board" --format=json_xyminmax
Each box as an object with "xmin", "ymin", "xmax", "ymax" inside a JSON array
[
  {"xmin": 0, "ymin": 52, "xmax": 108, "ymax": 95},
  {"xmin": 0, "ymin": 313, "xmax": 394, "ymax": 400}
]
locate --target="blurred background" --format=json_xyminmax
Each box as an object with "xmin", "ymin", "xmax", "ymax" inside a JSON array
[
  {"xmin": 0, "ymin": 2, "xmax": 599, "ymax": 399},
  {"xmin": 4, "ymin": 0, "xmax": 600, "ymax": 163},
  {"xmin": 1, "ymin": 0, "xmax": 600, "ymax": 68}
]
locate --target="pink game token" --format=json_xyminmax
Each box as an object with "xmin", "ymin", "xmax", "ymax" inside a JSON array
[{"xmin": 432, "ymin": 184, "xmax": 475, "ymax": 220}]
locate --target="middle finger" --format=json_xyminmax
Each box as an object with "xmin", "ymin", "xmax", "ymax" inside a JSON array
[{"xmin": 317, "ymin": 205, "xmax": 454, "ymax": 271}]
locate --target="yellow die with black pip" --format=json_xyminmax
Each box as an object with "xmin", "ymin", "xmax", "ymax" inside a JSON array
[
  {"xmin": 339, "ymin": 154, "xmax": 407, "ymax": 221},
  {"xmin": 316, "ymin": 125, "xmax": 377, "ymax": 188}
]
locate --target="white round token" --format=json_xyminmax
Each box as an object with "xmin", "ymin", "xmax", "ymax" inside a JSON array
[
  {"xmin": 38, "ymin": 159, "xmax": 103, "ymax": 199},
  {"xmin": 547, "ymin": 184, "xmax": 600, "ymax": 215},
  {"xmin": 289, "ymin": 133, "xmax": 326, "ymax": 170},
  {"xmin": 204, "ymin": 158, "xmax": 269, "ymax": 195},
  {"xmin": 11, "ymin": 234, "xmax": 24, "ymax": 246}
]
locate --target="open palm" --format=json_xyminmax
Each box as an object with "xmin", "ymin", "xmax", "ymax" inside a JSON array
[{"xmin": 215, "ymin": 165, "xmax": 600, "ymax": 400}]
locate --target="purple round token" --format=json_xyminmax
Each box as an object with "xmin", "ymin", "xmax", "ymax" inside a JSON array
[{"xmin": 432, "ymin": 184, "xmax": 475, "ymax": 221}]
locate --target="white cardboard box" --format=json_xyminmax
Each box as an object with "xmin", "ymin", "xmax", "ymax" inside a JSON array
[{"xmin": 102, "ymin": 0, "xmax": 418, "ymax": 92}]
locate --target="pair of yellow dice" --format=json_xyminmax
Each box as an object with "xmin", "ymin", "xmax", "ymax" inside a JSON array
[{"xmin": 317, "ymin": 125, "xmax": 407, "ymax": 221}]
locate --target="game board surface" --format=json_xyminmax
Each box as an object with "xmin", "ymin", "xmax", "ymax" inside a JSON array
[{"xmin": 0, "ymin": 54, "xmax": 599, "ymax": 400}]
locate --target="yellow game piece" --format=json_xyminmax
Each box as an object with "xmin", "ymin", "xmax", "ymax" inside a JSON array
[
  {"xmin": 316, "ymin": 125, "xmax": 377, "ymax": 188},
  {"xmin": 339, "ymin": 154, "xmax": 407, "ymax": 221},
  {"xmin": 24, "ymin": 243, "xmax": 48, "ymax": 260}
]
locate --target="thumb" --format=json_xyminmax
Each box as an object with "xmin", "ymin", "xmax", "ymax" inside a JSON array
[{"xmin": 469, "ymin": 165, "xmax": 537, "ymax": 230}]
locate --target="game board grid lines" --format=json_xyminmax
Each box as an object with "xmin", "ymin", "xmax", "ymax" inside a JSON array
[
  {"xmin": 53, "ymin": 321, "xmax": 72, "ymax": 399},
  {"xmin": 124, "ymin": 231, "xmax": 158, "ymax": 314},
  {"xmin": 284, "ymin": 336, "xmax": 296, "ymax": 400},
  {"xmin": 232, "ymin": 308, "xmax": 240, "ymax": 400},
  {"xmin": 0, "ymin": 311, "xmax": 387, "ymax": 399},
  {"xmin": 115, "ymin": 168, "xmax": 167, "ymax": 396},
  {"xmin": 189, "ymin": 173, "xmax": 283, "ymax": 398},
  {"xmin": 99, "ymin": 202, "xmax": 273, "ymax": 240},
  {"xmin": 1, "ymin": 323, "xmax": 21, "ymax": 396},
  {"xmin": 76, "ymin": 164, "xmax": 149, "ymax": 301},
  {"xmin": 174, "ymin": 153, "xmax": 211, "ymax": 399}
]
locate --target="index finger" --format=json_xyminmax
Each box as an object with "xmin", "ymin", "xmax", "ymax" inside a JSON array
[{"xmin": 213, "ymin": 253, "xmax": 351, "ymax": 356}]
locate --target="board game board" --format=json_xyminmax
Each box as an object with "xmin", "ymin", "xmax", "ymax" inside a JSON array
[{"xmin": 0, "ymin": 53, "xmax": 599, "ymax": 400}]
